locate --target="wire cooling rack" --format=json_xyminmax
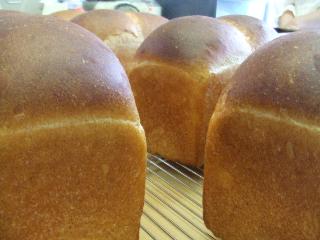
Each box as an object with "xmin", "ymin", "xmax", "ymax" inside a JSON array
[{"xmin": 139, "ymin": 154, "xmax": 219, "ymax": 240}]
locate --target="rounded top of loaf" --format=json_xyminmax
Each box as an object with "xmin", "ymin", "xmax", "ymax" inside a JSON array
[
  {"xmin": 125, "ymin": 12, "xmax": 168, "ymax": 37},
  {"xmin": 218, "ymin": 15, "xmax": 278, "ymax": 50},
  {"xmin": 226, "ymin": 31, "xmax": 320, "ymax": 123},
  {"xmin": 50, "ymin": 9, "xmax": 84, "ymax": 21},
  {"xmin": 136, "ymin": 16, "xmax": 252, "ymax": 73},
  {"xmin": 71, "ymin": 9, "xmax": 141, "ymax": 41},
  {"xmin": 0, "ymin": 10, "xmax": 28, "ymax": 18},
  {"xmin": 0, "ymin": 12, "xmax": 139, "ymax": 127}
]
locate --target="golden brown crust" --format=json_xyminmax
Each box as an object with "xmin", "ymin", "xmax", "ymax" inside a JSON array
[
  {"xmin": 71, "ymin": 9, "xmax": 140, "ymax": 41},
  {"xmin": 218, "ymin": 15, "xmax": 278, "ymax": 50},
  {"xmin": 71, "ymin": 10, "xmax": 145, "ymax": 72},
  {"xmin": 130, "ymin": 63, "xmax": 206, "ymax": 166},
  {"xmin": 0, "ymin": 119, "xmax": 146, "ymax": 240},
  {"xmin": 70, "ymin": 10, "xmax": 166, "ymax": 72},
  {"xmin": 130, "ymin": 16, "xmax": 254, "ymax": 166},
  {"xmin": 204, "ymin": 31, "xmax": 320, "ymax": 240},
  {"xmin": 227, "ymin": 31, "xmax": 320, "ymax": 124},
  {"xmin": 0, "ymin": 12, "xmax": 146, "ymax": 240},
  {"xmin": 0, "ymin": 10, "xmax": 29, "ymax": 24},
  {"xmin": 50, "ymin": 10, "xmax": 85, "ymax": 21},
  {"xmin": 136, "ymin": 16, "xmax": 252, "ymax": 71},
  {"xmin": 0, "ymin": 12, "xmax": 139, "ymax": 128},
  {"xmin": 204, "ymin": 107, "xmax": 320, "ymax": 240},
  {"xmin": 125, "ymin": 12, "xmax": 168, "ymax": 38},
  {"xmin": 0, "ymin": 10, "xmax": 27, "ymax": 16}
]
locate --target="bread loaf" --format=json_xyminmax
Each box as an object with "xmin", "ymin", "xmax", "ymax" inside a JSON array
[
  {"xmin": 129, "ymin": 15, "xmax": 276, "ymax": 166},
  {"xmin": 50, "ymin": 9, "xmax": 84, "ymax": 21},
  {"xmin": 125, "ymin": 12, "xmax": 168, "ymax": 38},
  {"xmin": 204, "ymin": 31, "xmax": 320, "ymax": 240},
  {"xmin": 218, "ymin": 15, "xmax": 278, "ymax": 50},
  {"xmin": 71, "ymin": 10, "xmax": 167, "ymax": 72},
  {"xmin": 0, "ymin": 11, "xmax": 146, "ymax": 240}
]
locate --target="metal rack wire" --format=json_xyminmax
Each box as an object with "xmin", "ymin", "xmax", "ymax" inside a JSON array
[{"xmin": 140, "ymin": 154, "xmax": 219, "ymax": 240}]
